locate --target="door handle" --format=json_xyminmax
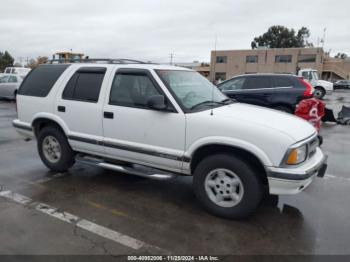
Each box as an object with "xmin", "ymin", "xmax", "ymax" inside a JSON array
[
  {"xmin": 57, "ymin": 106, "xmax": 65, "ymax": 112},
  {"xmin": 104, "ymin": 111, "xmax": 114, "ymax": 119}
]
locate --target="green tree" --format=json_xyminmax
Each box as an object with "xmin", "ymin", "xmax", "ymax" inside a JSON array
[
  {"xmin": 335, "ymin": 53, "xmax": 348, "ymax": 59},
  {"xmin": 251, "ymin": 25, "xmax": 312, "ymax": 49},
  {"xmin": 0, "ymin": 51, "xmax": 14, "ymax": 72},
  {"xmin": 26, "ymin": 56, "xmax": 48, "ymax": 69}
]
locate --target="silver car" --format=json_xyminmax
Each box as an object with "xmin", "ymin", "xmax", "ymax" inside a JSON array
[{"xmin": 0, "ymin": 74, "xmax": 23, "ymax": 100}]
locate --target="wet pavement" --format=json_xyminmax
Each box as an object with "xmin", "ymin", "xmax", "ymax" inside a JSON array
[{"xmin": 0, "ymin": 91, "xmax": 349, "ymax": 255}]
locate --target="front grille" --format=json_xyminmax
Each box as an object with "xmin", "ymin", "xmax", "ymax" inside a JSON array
[{"xmin": 308, "ymin": 137, "xmax": 319, "ymax": 159}]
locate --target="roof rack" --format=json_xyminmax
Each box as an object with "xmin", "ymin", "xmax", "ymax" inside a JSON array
[{"xmin": 45, "ymin": 58, "xmax": 150, "ymax": 65}]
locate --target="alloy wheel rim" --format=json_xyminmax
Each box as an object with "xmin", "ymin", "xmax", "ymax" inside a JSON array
[
  {"xmin": 42, "ymin": 136, "xmax": 61, "ymax": 163},
  {"xmin": 204, "ymin": 168, "xmax": 244, "ymax": 208}
]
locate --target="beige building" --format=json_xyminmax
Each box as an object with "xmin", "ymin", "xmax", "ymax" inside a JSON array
[
  {"xmin": 210, "ymin": 47, "xmax": 350, "ymax": 82},
  {"xmin": 174, "ymin": 62, "xmax": 210, "ymax": 79}
]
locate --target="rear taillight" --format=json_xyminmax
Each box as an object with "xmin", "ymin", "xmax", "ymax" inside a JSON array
[{"xmin": 299, "ymin": 78, "xmax": 313, "ymax": 97}]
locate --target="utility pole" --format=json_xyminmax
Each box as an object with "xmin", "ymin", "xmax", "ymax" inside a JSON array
[
  {"xmin": 169, "ymin": 53, "xmax": 174, "ymax": 65},
  {"xmin": 212, "ymin": 35, "xmax": 218, "ymax": 83},
  {"xmin": 321, "ymin": 28, "xmax": 327, "ymax": 50}
]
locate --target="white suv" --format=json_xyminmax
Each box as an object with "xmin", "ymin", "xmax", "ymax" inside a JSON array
[{"xmin": 13, "ymin": 61, "xmax": 327, "ymax": 219}]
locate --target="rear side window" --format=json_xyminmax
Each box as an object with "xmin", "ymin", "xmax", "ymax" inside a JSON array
[
  {"xmin": 272, "ymin": 76, "xmax": 294, "ymax": 88},
  {"xmin": 62, "ymin": 67, "xmax": 106, "ymax": 103},
  {"xmin": 243, "ymin": 76, "xmax": 271, "ymax": 89},
  {"xmin": 219, "ymin": 77, "xmax": 246, "ymax": 91},
  {"xmin": 19, "ymin": 64, "xmax": 69, "ymax": 97}
]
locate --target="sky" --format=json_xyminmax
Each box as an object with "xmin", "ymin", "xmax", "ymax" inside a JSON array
[{"xmin": 1, "ymin": 0, "xmax": 349, "ymax": 64}]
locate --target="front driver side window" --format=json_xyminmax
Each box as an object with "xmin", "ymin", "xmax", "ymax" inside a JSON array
[
  {"xmin": 219, "ymin": 78, "xmax": 246, "ymax": 91},
  {"xmin": 0, "ymin": 76, "xmax": 9, "ymax": 83},
  {"xmin": 109, "ymin": 73, "xmax": 161, "ymax": 108}
]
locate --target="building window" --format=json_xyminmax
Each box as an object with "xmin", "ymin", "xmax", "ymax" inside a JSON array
[
  {"xmin": 215, "ymin": 72, "xmax": 226, "ymax": 81},
  {"xmin": 275, "ymin": 55, "xmax": 292, "ymax": 63},
  {"xmin": 216, "ymin": 56, "xmax": 227, "ymax": 63},
  {"xmin": 246, "ymin": 55, "xmax": 258, "ymax": 63},
  {"xmin": 298, "ymin": 54, "xmax": 317, "ymax": 63}
]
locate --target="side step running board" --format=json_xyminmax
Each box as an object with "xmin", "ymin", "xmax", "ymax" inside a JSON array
[{"xmin": 76, "ymin": 155, "xmax": 177, "ymax": 181}]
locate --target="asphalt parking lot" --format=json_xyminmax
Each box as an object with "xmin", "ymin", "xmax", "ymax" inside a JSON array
[{"xmin": 0, "ymin": 91, "xmax": 349, "ymax": 256}]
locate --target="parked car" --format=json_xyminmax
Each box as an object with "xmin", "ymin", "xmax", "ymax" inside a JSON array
[
  {"xmin": 4, "ymin": 67, "xmax": 31, "ymax": 77},
  {"xmin": 334, "ymin": 80, "xmax": 350, "ymax": 89},
  {"xmin": 13, "ymin": 62, "xmax": 327, "ymax": 219},
  {"xmin": 217, "ymin": 74, "xmax": 313, "ymax": 113},
  {"xmin": 0, "ymin": 74, "xmax": 23, "ymax": 99},
  {"xmin": 298, "ymin": 68, "xmax": 333, "ymax": 99}
]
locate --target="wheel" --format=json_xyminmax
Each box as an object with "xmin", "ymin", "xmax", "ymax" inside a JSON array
[
  {"xmin": 37, "ymin": 126, "xmax": 75, "ymax": 172},
  {"xmin": 193, "ymin": 154, "xmax": 263, "ymax": 219},
  {"xmin": 273, "ymin": 105, "xmax": 293, "ymax": 114},
  {"xmin": 314, "ymin": 87, "xmax": 325, "ymax": 99}
]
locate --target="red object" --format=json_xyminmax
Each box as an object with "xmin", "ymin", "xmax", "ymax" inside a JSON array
[
  {"xmin": 295, "ymin": 98, "xmax": 325, "ymax": 132},
  {"xmin": 298, "ymin": 78, "xmax": 313, "ymax": 97}
]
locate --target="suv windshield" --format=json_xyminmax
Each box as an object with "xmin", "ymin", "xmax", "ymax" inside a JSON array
[{"xmin": 156, "ymin": 70, "xmax": 229, "ymax": 111}]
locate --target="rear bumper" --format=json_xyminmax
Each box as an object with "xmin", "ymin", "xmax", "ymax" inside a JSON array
[
  {"xmin": 12, "ymin": 119, "xmax": 34, "ymax": 139},
  {"xmin": 267, "ymin": 148, "xmax": 327, "ymax": 195}
]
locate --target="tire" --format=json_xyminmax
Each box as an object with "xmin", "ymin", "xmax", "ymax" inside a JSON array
[
  {"xmin": 37, "ymin": 126, "xmax": 75, "ymax": 172},
  {"xmin": 193, "ymin": 154, "xmax": 263, "ymax": 219},
  {"xmin": 314, "ymin": 87, "xmax": 325, "ymax": 99},
  {"xmin": 273, "ymin": 105, "xmax": 293, "ymax": 114}
]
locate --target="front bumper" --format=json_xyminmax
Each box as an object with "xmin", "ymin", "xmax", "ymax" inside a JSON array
[{"xmin": 267, "ymin": 147, "xmax": 327, "ymax": 195}]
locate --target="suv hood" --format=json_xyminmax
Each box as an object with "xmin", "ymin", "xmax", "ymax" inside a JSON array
[{"xmin": 210, "ymin": 103, "xmax": 316, "ymax": 141}]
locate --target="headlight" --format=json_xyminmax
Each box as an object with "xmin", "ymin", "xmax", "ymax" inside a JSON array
[{"xmin": 285, "ymin": 144, "xmax": 307, "ymax": 165}]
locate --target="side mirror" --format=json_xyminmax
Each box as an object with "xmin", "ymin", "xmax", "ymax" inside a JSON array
[{"xmin": 147, "ymin": 95, "xmax": 167, "ymax": 110}]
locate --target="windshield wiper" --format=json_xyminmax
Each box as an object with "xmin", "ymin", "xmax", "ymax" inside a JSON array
[
  {"xmin": 221, "ymin": 98, "xmax": 236, "ymax": 104},
  {"xmin": 190, "ymin": 101, "xmax": 224, "ymax": 110}
]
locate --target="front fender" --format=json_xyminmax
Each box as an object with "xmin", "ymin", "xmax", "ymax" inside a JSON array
[{"xmin": 185, "ymin": 136, "xmax": 273, "ymax": 167}]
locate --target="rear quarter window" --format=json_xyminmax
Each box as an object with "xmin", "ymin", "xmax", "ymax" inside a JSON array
[
  {"xmin": 272, "ymin": 76, "xmax": 294, "ymax": 88},
  {"xmin": 18, "ymin": 64, "xmax": 70, "ymax": 97},
  {"xmin": 243, "ymin": 76, "xmax": 271, "ymax": 89},
  {"xmin": 62, "ymin": 67, "xmax": 106, "ymax": 103}
]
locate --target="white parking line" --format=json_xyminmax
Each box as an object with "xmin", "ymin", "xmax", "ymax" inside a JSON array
[
  {"xmin": 0, "ymin": 189, "xmax": 162, "ymax": 252},
  {"xmin": 36, "ymin": 203, "xmax": 80, "ymax": 224},
  {"xmin": 325, "ymin": 174, "xmax": 350, "ymax": 182},
  {"xmin": 77, "ymin": 219, "xmax": 145, "ymax": 250},
  {"xmin": 0, "ymin": 190, "xmax": 32, "ymax": 205}
]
